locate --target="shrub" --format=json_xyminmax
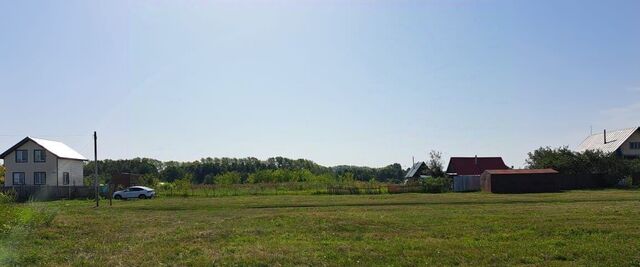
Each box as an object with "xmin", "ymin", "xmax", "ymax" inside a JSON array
[
  {"xmin": 0, "ymin": 192, "xmax": 16, "ymax": 204},
  {"xmin": 214, "ymin": 172, "xmax": 242, "ymax": 185},
  {"xmin": 422, "ymin": 177, "xmax": 451, "ymax": 193},
  {"xmin": 174, "ymin": 174, "xmax": 193, "ymax": 197},
  {"xmin": 527, "ymin": 146, "xmax": 638, "ymax": 187}
]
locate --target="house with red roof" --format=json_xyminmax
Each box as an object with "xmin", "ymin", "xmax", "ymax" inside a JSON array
[{"xmin": 446, "ymin": 156, "xmax": 510, "ymax": 192}]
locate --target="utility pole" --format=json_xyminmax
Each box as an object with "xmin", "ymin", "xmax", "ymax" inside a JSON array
[{"xmin": 94, "ymin": 131, "xmax": 99, "ymax": 207}]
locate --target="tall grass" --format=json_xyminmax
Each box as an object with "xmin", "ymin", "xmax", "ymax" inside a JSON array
[
  {"xmin": 0, "ymin": 192, "xmax": 58, "ymax": 264},
  {"xmin": 155, "ymin": 181, "xmax": 391, "ymax": 197}
]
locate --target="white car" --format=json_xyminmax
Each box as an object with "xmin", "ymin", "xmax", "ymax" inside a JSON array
[{"xmin": 113, "ymin": 186, "xmax": 155, "ymax": 200}]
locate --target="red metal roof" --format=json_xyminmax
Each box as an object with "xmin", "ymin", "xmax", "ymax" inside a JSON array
[
  {"xmin": 446, "ymin": 157, "xmax": 509, "ymax": 176},
  {"xmin": 483, "ymin": 169, "xmax": 558, "ymax": 175}
]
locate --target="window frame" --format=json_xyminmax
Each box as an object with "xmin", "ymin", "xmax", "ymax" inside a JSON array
[
  {"xmin": 631, "ymin": 142, "xmax": 640, "ymax": 150},
  {"xmin": 34, "ymin": 172, "xmax": 47, "ymax": 185},
  {"xmin": 34, "ymin": 149, "xmax": 46, "ymax": 163},
  {"xmin": 15, "ymin": 150, "xmax": 28, "ymax": 163},
  {"xmin": 12, "ymin": 172, "xmax": 25, "ymax": 185},
  {"xmin": 63, "ymin": 172, "xmax": 70, "ymax": 185}
]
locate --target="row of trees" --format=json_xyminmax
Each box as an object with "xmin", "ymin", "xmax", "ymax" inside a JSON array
[
  {"xmin": 526, "ymin": 146, "xmax": 640, "ymax": 181},
  {"xmin": 84, "ymin": 157, "xmax": 407, "ymax": 185}
]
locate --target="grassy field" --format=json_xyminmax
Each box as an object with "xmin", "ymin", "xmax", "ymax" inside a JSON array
[{"xmin": 2, "ymin": 190, "xmax": 640, "ymax": 266}]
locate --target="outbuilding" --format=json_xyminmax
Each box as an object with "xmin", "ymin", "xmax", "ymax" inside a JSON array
[
  {"xmin": 480, "ymin": 169, "xmax": 560, "ymax": 193},
  {"xmin": 403, "ymin": 161, "xmax": 429, "ymax": 185},
  {"xmin": 446, "ymin": 156, "xmax": 509, "ymax": 192}
]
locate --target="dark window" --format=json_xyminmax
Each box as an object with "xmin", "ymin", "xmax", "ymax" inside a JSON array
[
  {"xmin": 130, "ymin": 188, "xmax": 142, "ymax": 191},
  {"xmin": 12, "ymin": 172, "xmax": 25, "ymax": 185},
  {"xmin": 631, "ymin": 142, "xmax": 640, "ymax": 150},
  {"xmin": 34, "ymin": 149, "xmax": 46, "ymax": 162},
  {"xmin": 34, "ymin": 172, "xmax": 46, "ymax": 185},
  {"xmin": 63, "ymin": 172, "xmax": 70, "ymax": 185},
  {"xmin": 15, "ymin": 150, "xmax": 28, "ymax": 163}
]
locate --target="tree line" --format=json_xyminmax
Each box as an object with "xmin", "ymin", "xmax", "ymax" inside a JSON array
[
  {"xmin": 83, "ymin": 157, "xmax": 406, "ymax": 185},
  {"xmin": 526, "ymin": 146, "xmax": 640, "ymax": 185}
]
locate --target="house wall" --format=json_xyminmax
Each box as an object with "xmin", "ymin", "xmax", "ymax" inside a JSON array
[
  {"xmin": 3, "ymin": 140, "xmax": 58, "ymax": 186},
  {"xmin": 619, "ymin": 130, "xmax": 640, "ymax": 157},
  {"xmin": 57, "ymin": 159, "xmax": 85, "ymax": 187}
]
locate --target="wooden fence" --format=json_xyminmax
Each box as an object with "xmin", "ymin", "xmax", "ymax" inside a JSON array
[
  {"xmin": 386, "ymin": 184, "xmax": 425, "ymax": 194},
  {"xmin": 326, "ymin": 186, "xmax": 383, "ymax": 195}
]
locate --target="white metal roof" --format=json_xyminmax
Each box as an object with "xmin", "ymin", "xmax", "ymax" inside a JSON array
[
  {"xmin": 29, "ymin": 137, "xmax": 88, "ymax": 161},
  {"xmin": 576, "ymin": 127, "xmax": 639, "ymax": 153}
]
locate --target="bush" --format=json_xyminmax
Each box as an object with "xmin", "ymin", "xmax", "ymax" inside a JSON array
[
  {"xmin": 422, "ymin": 177, "xmax": 451, "ymax": 193},
  {"xmin": 0, "ymin": 192, "xmax": 16, "ymax": 204},
  {"xmin": 526, "ymin": 146, "xmax": 637, "ymax": 186},
  {"xmin": 214, "ymin": 172, "xmax": 242, "ymax": 185},
  {"xmin": 618, "ymin": 176, "xmax": 634, "ymax": 188},
  {"xmin": 16, "ymin": 205, "xmax": 57, "ymax": 227},
  {"xmin": 139, "ymin": 173, "xmax": 160, "ymax": 187},
  {"xmin": 174, "ymin": 174, "xmax": 193, "ymax": 197}
]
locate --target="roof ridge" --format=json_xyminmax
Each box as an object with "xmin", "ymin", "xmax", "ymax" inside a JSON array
[
  {"xmin": 586, "ymin": 127, "xmax": 639, "ymax": 137},
  {"xmin": 28, "ymin": 136, "xmax": 62, "ymax": 143}
]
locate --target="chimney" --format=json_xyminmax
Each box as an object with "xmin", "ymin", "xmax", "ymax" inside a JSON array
[
  {"xmin": 474, "ymin": 155, "xmax": 478, "ymax": 165},
  {"xmin": 604, "ymin": 129, "xmax": 607, "ymax": 144},
  {"xmin": 412, "ymin": 156, "xmax": 415, "ymax": 165}
]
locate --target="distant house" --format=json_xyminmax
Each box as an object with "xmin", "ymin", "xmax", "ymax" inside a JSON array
[
  {"xmin": 0, "ymin": 137, "xmax": 88, "ymax": 187},
  {"xmin": 577, "ymin": 127, "xmax": 640, "ymax": 159},
  {"xmin": 446, "ymin": 156, "xmax": 509, "ymax": 192},
  {"xmin": 404, "ymin": 161, "xmax": 429, "ymax": 184}
]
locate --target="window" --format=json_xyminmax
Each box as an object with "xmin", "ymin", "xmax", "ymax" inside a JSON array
[
  {"xmin": 34, "ymin": 149, "xmax": 46, "ymax": 162},
  {"xmin": 63, "ymin": 172, "xmax": 70, "ymax": 185},
  {"xmin": 34, "ymin": 172, "xmax": 46, "ymax": 185},
  {"xmin": 12, "ymin": 172, "xmax": 25, "ymax": 185},
  {"xmin": 631, "ymin": 142, "xmax": 640, "ymax": 150},
  {"xmin": 15, "ymin": 150, "xmax": 28, "ymax": 163}
]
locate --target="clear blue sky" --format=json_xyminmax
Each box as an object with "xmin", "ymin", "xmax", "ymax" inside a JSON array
[{"xmin": 1, "ymin": 0, "xmax": 638, "ymax": 168}]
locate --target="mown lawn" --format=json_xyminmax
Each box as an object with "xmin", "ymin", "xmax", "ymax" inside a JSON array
[{"xmin": 2, "ymin": 190, "xmax": 640, "ymax": 266}]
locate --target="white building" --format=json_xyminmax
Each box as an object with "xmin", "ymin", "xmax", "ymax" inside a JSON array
[
  {"xmin": 577, "ymin": 127, "xmax": 640, "ymax": 159},
  {"xmin": 0, "ymin": 137, "xmax": 88, "ymax": 187}
]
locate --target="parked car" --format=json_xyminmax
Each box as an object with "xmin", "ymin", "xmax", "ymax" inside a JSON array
[{"xmin": 113, "ymin": 186, "xmax": 155, "ymax": 200}]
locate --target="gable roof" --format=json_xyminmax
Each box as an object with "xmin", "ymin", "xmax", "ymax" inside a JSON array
[
  {"xmin": 405, "ymin": 162, "xmax": 428, "ymax": 178},
  {"xmin": 576, "ymin": 127, "xmax": 639, "ymax": 153},
  {"xmin": 446, "ymin": 157, "xmax": 509, "ymax": 176},
  {"xmin": 0, "ymin": 137, "xmax": 88, "ymax": 161}
]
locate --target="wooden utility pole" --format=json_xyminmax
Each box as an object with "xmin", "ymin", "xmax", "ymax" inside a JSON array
[{"xmin": 94, "ymin": 131, "xmax": 99, "ymax": 207}]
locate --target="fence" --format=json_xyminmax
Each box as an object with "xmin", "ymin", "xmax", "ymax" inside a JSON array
[
  {"xmin": 1, "ymin": 186, "xmax": 94, "ymax": 201},
  {"xmin": 557, "ymin": 174, "xmax": 606, "ymax": 190},
  {"xmin": 387, "ymin": 184, "xmax": 425, "ymax": 194},
  {"xmin": 325, "ymin": 186, "xmax": 383, "ymax": 195},
  {"xmin": 158, "ymin": 182, "xmax": 329, "ymax": 197}
]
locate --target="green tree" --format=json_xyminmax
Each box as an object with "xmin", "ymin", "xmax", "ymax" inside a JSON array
[
  {"xmin": 174, "ymin": 174, "xmax": 193, "ymax": 197},
  {"xmin": 140, "ymin": 173, "xmax": 160, "ymax": 187},
  {"xmin": 526, "ymin": 146, "xmax": 636, "ymax": 186},
  {"xmin": 427, "ymin": 150, "xmax": 445, "ymax": 177},
  {"xmin": 214, "ymin": 172, "xmax": 242, "ymax": 185}
]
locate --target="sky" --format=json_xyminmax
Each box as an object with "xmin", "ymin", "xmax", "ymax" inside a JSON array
[{"xmin": 0, "ymin": 0, "xmax": 639, "ymax": 168}]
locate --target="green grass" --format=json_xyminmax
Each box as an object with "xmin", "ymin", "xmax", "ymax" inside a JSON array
[{"xmin": 2, "ymin": 190, "xmax": 640, "ymax": 266}]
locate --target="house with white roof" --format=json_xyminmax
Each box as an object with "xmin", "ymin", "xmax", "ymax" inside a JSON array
[
  {"xmin": 0, "ymin": 137, "xmax": 88, "ymax": 187},
  {"xmin": 404, "ymin": 161, "xmax": 429, "ymax": 184},
  {"xmin": 577, "ymin": 127, "xmax": 640, "ymax": 159}
]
